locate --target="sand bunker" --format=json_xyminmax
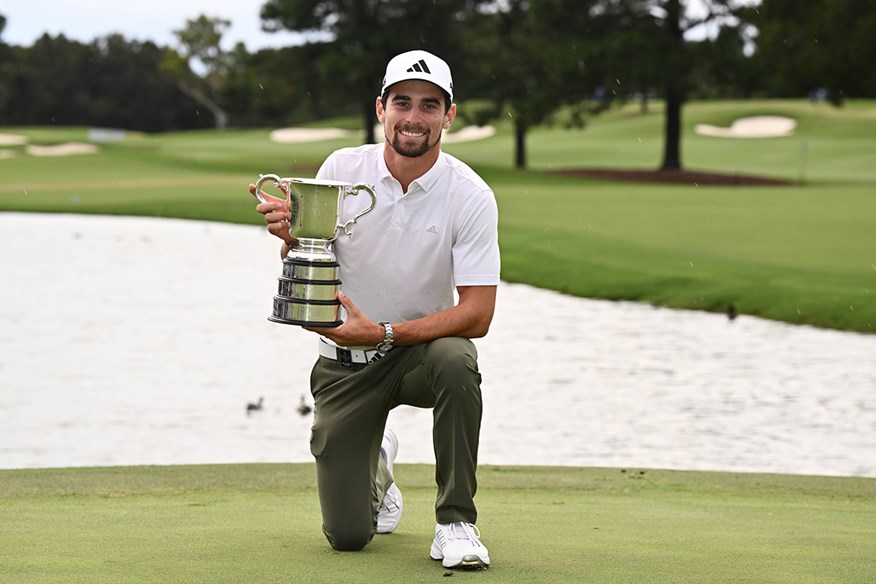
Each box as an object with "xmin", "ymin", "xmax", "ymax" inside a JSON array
[
  {"xmin": 695, "ymin": 116, "xmax": 797, "ymax": 138},
  {"xmin": 0, "ymin": 135, "xmax": 100, "ymax": 158},
  {"xmin": 2, "ymin": 214, "xmax": 874, "ymax": 475},
  {"xmin": 26, "ymin": 143, "xmax": 100, "ymax": 157},
  {"xmin": 371, "ymin": 124, "xmax": 496, "ymax": 144},
  {"xmin": 0, "ymin": 133, "xmax": 28, "ymax": 146},
  {"xmin": 270, "ymin": 128, "xmax": 352, "ymax": 143},
  {"xmin": 443, "ymin": 125, "xmax": 496, "ymax": 143},
  {"xmin": 270, "ymin": 125, "xmax": 496, "ymax": 144}
]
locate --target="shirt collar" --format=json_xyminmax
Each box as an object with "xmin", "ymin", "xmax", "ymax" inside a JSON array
[
  {"xmin": 377, "ymin": 151, "xmax": 394, "ymax": 184},
  {"xmin": 378, "ymin": 149, "xmax": 448, "ymax": 195},
  {"xmin": 410, "ymin": 151, "xmax": 447, "ymax": 193}
]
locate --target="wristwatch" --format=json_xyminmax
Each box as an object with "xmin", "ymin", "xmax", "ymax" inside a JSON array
[{"xmin": 377, "ymin": 321, "xmax": 394, "ymax": 353}]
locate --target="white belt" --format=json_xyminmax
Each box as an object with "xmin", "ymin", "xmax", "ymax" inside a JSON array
[{"xmin": 318, "ymin": 339, "xmax": 381, "ymax": 364}]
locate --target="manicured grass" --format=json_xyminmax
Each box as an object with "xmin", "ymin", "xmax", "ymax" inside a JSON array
[
  {"xmin": 1, "ymin": 464, "xmax": 874, "ymax": 583},
  {"xmin": 493, "ymin": 174, "xmax": 875, "ymax": 331},
  {"xmin": 1, "ymin": 100, "xmax": 874, "ymax": 332}
]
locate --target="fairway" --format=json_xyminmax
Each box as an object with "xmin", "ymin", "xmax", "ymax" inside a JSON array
[
  {"xmin": 1, "ymin": 464, "xmax": 874, "ymax": 583},
  {"xmin": 1, "ymin": 99, "xmax": 875, "ymax": 332}
]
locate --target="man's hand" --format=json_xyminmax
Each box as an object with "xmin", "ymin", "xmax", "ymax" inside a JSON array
[
  {"xmin": 249, "ymin": 183, "xmax": 295, "ymax": 244},
  {"xmin": 305, "ymin": 291, "xmax": 383, "ymax": 348},
  {"xmin": 306, "ymin": 285, "xmax": 497, "ymax": 348}
]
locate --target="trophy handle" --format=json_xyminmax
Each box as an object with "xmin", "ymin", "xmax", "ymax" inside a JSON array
[
  {"xmin": 252, "ymin": 174, "xmax": 289, "ymax": 203},
  {"xmin": 338, "ymin": 183, "xmax": 377, "ymax": 237}
]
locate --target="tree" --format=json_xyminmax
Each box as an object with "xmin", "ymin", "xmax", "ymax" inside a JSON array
[
  {"xmin": 0, "ymin": 32, "xmax": 210, "ymax": 131},
  {"xmin": 0, "ymin": 13, "xmax": 9, "ymax": 115},
  {"xmin": 657, "ymin": 0, "xmax": 686, "ymax": 170},
  {"xmin": 459, "ymin": 0, "xmax": 611, "ymax": 169},
  {"xmin": 88, "ymin": 35, "xmax": 210, "ymax": 131},
  {"xmin": 259, "ymin": 0, "xmax": 492, "ymax": 142},
  {"xmin": 3, "ymin": 34, "xmax": 94, "ymax": 125},
  {"xmin": 687, "ymin": 25, "xmax": 761, "ymax": 99},
  {"xmin": 222, "ymin": 42, "xmax": 347, "ymax": 127},
  {"xmin": 162, "ymin": 15, "xmax": 233, "ymax": 129},
  {"xmin": 448, "ymin": 0, "xmax": 761, "ymax": 172},
  {"xmin": 748, "ymin": 0, "xmax": 876, "ymax": 103},
  {"xmin": 613, "ymin": 0, "xmax": 752, "ymax": 171},
  {"xmin": 591, "ymin": 0, "xmax": 666, "ymax": 114}
]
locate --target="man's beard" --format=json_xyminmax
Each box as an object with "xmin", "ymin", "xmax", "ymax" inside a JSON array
[{"xmin": 389, "ymin": 127, "xmax": 440, "ymax": 158}]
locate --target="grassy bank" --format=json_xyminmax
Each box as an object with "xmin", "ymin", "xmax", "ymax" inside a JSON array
[
  {"xmin": 1, "ymin": 100, "xmax": 874, "ymax": 332},
  {"xmin": 1, "ymin": 463, "xmax": 874, "ymax": 583}
]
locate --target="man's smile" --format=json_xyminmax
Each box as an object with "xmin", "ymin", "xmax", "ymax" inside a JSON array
[{"xmin": 398, "ymin": 127, "xmax": 428, "ymax": 139}]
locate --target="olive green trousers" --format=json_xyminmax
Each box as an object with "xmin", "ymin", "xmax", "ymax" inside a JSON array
[{"xmin": 308, "ymin": 337, "xmax": 483, "ymax": 551}]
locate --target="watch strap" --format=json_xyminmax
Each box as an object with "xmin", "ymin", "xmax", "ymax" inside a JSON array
[{"xmin": 377, "ymin": 321, "xmax": 394, "ymax": 352}]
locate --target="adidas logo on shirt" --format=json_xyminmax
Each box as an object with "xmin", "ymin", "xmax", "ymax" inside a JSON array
[
  {"xmin": 426, "ymin": 225, "xmax": 439, "ymax": 235},
  {"xmin": 407, "ymin": 59, "xmax": 432, "ymax": 74}
]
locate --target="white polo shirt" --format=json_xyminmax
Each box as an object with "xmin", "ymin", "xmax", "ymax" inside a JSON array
[{"xmin": 316, "ymin": 143, "xmax": 500, "ymax": 324}]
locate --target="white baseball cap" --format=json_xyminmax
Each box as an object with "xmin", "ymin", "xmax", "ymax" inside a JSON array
[{"xmin": 381, "ymin": 50, "xmax": 454, "ymax": 101}]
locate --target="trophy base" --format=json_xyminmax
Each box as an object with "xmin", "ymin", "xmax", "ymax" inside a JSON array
[
  {"xmin": 277, "ymin": 276, "xmax": 341, "ymax": 301},
  {"xmin": 271, "ymin": 295, "xmax": 342, "ymax": 328},
  {"xmin": 282, "ymin": 256, "xmax": 340, "ymax": 281},
  {"xmin": 267, "ymin": 316, "xmax": 343, "ymax": 327}
]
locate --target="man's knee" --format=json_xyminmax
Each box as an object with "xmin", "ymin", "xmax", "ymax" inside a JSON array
[
  {"xmin": 324, "ymin": 523, "xmax": 373, "ymax": 551},
  {"xmin": 421, "ymin": 338, "xmax": 482, "ymax": 410},
  {"xmin": 424, "ymin": 337, "xmax": 480, "ymax": 379}
]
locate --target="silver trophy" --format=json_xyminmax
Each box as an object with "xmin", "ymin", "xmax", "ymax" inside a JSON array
[{"xmin": 252, "ymin": 174, "xmax": 377, "ymax": 327}]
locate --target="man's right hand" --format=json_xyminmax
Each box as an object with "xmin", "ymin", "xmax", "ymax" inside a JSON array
[{"xmin": 249, "ymin": 183, "xmax": 295, "ymax": 244}]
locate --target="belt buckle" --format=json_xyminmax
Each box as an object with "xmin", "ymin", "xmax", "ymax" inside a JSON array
[{"xmin": 338, "ymin": 348, "xmax": 354, "ymax": 369}]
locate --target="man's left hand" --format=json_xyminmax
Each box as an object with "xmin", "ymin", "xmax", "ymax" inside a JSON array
[{"xmin": 304, "ymin": 291, "xmax": 383, "ymax": 348}]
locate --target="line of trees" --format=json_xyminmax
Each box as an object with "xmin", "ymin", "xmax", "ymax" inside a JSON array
[{"xmin": 1, "ymin": 1, "xmax": 874, "ymax": 171}]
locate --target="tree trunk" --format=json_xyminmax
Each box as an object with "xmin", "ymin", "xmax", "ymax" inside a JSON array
[
  {"xmin": 514, "ymin": 119, "xmax": 527, "ymax": 169},
  {"xmin": 363, "ymin": 100, "xmax": 376, "ymax": 144},
  {"xmin": 176, "ymin": 82, "xmax": 228, "ymax": 130},
  {"xmin": 661, "ymin": 85, "xmax": 682, "ymax": 171},
  {"xmin": 659, "ymin": 0, "xmax": 684, "ymax": 171}
]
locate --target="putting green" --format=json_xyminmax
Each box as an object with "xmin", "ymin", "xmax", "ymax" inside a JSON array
[{"xmin": 1, "ymin": 464, "xmax": 874, "ymax": 583}]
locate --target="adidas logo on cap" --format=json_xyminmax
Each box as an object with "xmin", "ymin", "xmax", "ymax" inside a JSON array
[
  {"xmin": 407, "ymin": 59, "xmax": 432, "ymax": 74},
  {"xmin": 381, "ymin": 50, "xmax": 454, "ymax": 101}
]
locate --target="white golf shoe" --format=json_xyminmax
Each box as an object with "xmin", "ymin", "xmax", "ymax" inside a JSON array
[
  {"xmin": 376, "ymin": 429, "xmax": 402, "ymax": 534},
  {"xmin": 430, "ymin": 522, "xmax": 490, "ymax": 569}
]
